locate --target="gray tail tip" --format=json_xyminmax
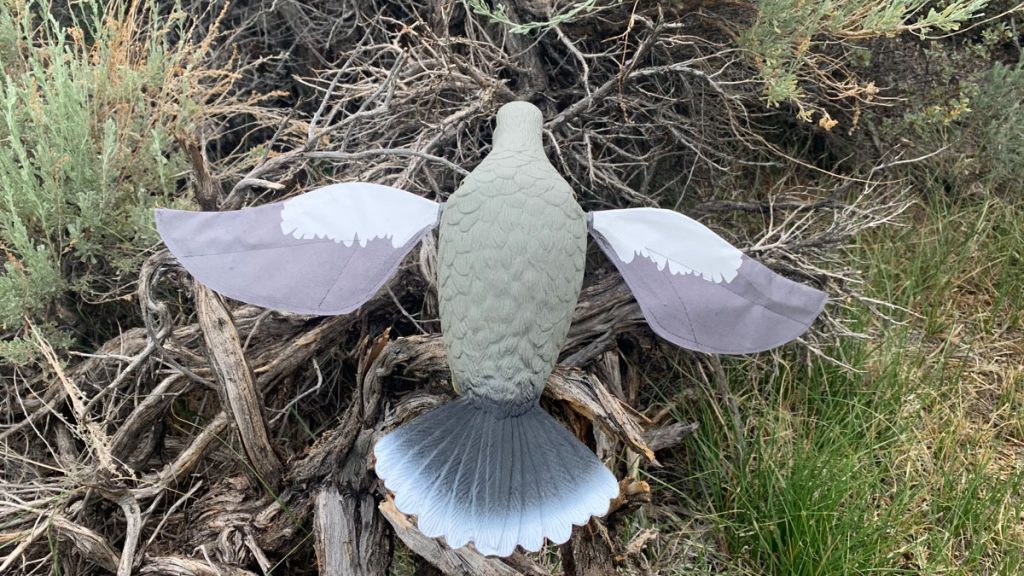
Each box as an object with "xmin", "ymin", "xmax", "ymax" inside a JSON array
[{"xmin": 374, "ymin": 397, "xmax": 620, "ymax": 557}]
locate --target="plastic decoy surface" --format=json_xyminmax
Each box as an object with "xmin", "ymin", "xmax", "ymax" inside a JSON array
[
  {"xmin": 155, "ymin": 100, "xmax": 827, "ymax": 557},
  {"xmin": 589, "ymin": 208, "xmax": 828, "ymax": 354},
  {"xmin": 155, "ymin": 182, "xmax": 440, "ymax": 315}
]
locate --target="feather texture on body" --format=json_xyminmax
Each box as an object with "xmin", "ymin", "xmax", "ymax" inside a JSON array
[{"xmin": 154, "ymin": 100, "xmax": 828, "ymax": 558}]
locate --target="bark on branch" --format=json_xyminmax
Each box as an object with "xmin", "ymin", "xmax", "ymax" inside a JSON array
[{"xmin": 196, "ymin": 284, "xmax": 284, "ymax": 489}]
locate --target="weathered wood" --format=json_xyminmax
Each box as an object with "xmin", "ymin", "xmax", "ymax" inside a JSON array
[
  {"xmin": 289, "ymin": 332, "xmax": 393, "ymax": 485},
  {"xmin": 546, "ymin": 367, "xmax": 655, "ymax": 462},
  {"xmin": 643, "ymin": 420, "xmax": 699, "ymax": 452},
  {"xmin": 12, "ymin": 257, "xmax": 649, "ymax": 574},
  {"xmin": 609, "ymin": 479, "xmax": 652, "ymax": 518},
  {"xmin": 562, "ymin": 478, "xmax": 654, "ymax": 576},
  {"xmin": 134, "ymin": 411, "xmax": 231, "ymax": 499},
  {"xmin": 501, "ymin": 552, "xmax": 551, "ymax": 576},
  {"xmin": 562, "ymin": 274, "xmax": 644, "ymax": 366},
  {"xmin": 110, "ymin": 373, "xmax": 187, "ymax": 466},
  {"xmin": 252, "ymin": 313, "xmax": 360, "ymax": 387},
  {"xmin": 139, "ymin": 556, "xmax": 259, "ymax": 576},
  {"xmin": 621, "ymin": 528, "xmax": 658, "ymax": 560},
  {"xmin": 51, "ymin": 517, "xmax": 120, "ymax": 574},
  {"xmin": 180, "ymin": 138, "xmax": 221, "ymax": 211},
  {"xmin": 315, "ymin": 484, "xmax": 389, "ymax": 576},
  {"xmin": 335, "ymin": 332, "xmax": 655, "ymax": 460},
  {"xmin": 562, "ymin": 520, "xmax": 617, "ymax": 576},
  {"xmin": 313, "ymin": 418, "xmax": 390, "ymax": 576},
  {"xmin": 116, "ymin": 494, "xmax": 142, "ymax": 576},
  {"xmin": 196, "ymin": 285, "xmax": 283, "ymax": 488}
]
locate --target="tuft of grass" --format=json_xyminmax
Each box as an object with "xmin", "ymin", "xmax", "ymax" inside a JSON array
[{"xmin": 653, "ymin": 191, "xmax": 1024, "ymax": 574}]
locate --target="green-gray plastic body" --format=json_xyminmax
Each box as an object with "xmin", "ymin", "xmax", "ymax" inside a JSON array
[{"xmin": 437, "ymin": 102, "xmax": 587, "ymax": 410}]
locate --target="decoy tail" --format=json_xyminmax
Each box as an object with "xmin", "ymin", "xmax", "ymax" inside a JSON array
[{"xmin": 373, "ymin": 397, "xmax": 619, "ymax": 557}]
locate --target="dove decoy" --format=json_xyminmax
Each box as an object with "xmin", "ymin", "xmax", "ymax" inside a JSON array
[{"xmin": 155, "ymin": 101, "xmax": 827, "ymax": 557}]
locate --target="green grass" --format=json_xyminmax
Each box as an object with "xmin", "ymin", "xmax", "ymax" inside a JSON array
[{"xmin": 655, "ymin": 192, "xmax": 1024, "ymax": 574}]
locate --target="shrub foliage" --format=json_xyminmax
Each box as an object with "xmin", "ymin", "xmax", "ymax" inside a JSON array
[{"xmin": 0, "ymin": 0, "xmax": 204, "ymax": 363}]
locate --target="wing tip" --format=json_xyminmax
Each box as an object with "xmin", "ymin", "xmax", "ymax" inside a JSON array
[
  {"xmin": 590, "ymin": 207, "xmax": 831, "ymax": 355},
  {"xmin": 642, "ymin": 285, "xmax": 829, "ymax": 355},
  {"xmin": 151, "ymin": 204, "xmax": 414, "ymax": 317},
  {"xmin": 153, "ymin": 207, "xmax": 193, "ymax": 262}
]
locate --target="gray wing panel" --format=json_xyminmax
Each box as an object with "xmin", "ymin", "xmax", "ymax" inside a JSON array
[
  {"xmin": 589, "ymin": 208, "xmax": 827, "ymax": 354},
  {"xmin": 155, "ymin": 184, "xmax": 438, "ymax": 316}
]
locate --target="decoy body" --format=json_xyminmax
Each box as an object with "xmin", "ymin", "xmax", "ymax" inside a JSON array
[{"xmin": 155, "ymin": 101, "xmax": 827, "ymax": 557}]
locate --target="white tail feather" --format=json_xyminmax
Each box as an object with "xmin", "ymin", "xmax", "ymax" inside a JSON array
[{"xmin": 374, "ymin": 397, "xmax": 619, "ymax": 557}]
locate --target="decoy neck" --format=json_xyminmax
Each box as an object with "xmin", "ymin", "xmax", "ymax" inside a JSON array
[{"xmin": 492, "ymin": 101, "xmax": 544, "ymax": 153}]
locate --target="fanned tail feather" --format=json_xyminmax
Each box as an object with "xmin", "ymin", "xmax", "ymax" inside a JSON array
[{"xmin": 373, "ymin": 397, "xmax": 619, "ymax": 557}]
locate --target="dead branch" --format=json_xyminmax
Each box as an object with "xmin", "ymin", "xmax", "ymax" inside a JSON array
[
  {"xmin": 196, "ymin": 285, "xmax": 283, "ymax": 488},
  {"xmin": 0, "ymin": 1, "xmax": 911, "ymax": 574}
]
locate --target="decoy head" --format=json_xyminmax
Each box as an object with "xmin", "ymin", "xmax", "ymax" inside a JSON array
[{"xmin": 492, "ymin": 101, "xmax": 544, "ymax": 152}]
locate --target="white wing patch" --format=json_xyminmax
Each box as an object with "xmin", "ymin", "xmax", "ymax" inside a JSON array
[
  {"xmin": 280, "ymin": 182, "xmax": 439, "ymax": 248},
  {"xmin": 591, "ymin": 207, "xmax": 742, "ymax": 284}
]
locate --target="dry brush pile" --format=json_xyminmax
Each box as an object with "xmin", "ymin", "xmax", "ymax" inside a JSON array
[{"xmin": 1, "ymin": 1, "xmax": 950, "ymax": 574}]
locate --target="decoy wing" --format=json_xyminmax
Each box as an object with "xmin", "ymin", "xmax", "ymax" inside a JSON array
[
  {"xmin": 589, "ymin": 207, "xmax": 827, "ymax": 354},
  {"xmin": 155, "ymin": 183, "xmax": 441, "ymax": 315}
]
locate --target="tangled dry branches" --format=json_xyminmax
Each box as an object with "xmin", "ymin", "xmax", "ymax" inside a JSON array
[{"xmin": 0, "ymin": 1, "xmax": 922, "ymax": 574}]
